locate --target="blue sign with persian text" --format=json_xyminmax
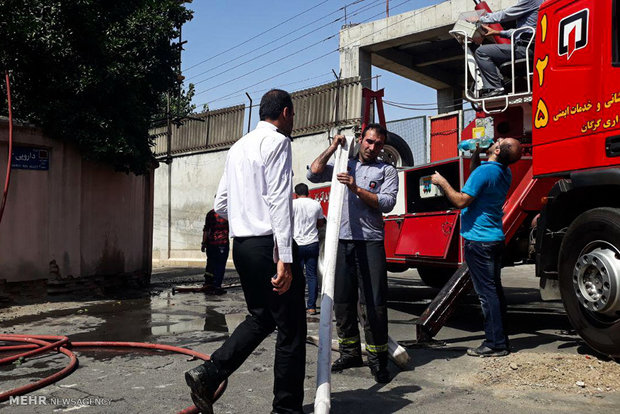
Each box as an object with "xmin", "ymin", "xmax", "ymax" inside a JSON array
[{"xmin": 11, "ymin": 146, "xmax": 49, "ymax": 170}]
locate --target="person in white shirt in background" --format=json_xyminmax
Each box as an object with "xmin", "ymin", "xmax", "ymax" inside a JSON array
[
  {"xmin": 185, "ymin": 89, "xmax": 306, "ymax": 414},
  {"xmin": 292, "ymin": 183, "xmax": 326, "ymax": 316}
]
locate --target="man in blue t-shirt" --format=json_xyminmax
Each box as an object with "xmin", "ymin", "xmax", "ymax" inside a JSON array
[{"xmin": 431, "ymin": 137, "xmax": 522, "ymax": 357}]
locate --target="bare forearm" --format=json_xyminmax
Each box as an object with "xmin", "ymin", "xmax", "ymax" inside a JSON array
[
  {"xmin": 310, "ymin": 146, "xmax": 336, "ymax": 174},
  {"xmin": 439, "ymin": 182, "xmax": 471, "ymax": 209}
]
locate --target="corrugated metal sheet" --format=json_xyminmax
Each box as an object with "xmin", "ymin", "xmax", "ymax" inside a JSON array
[
  {"xmin": 291, "ymin": 76, "xmax": 362, "ymax": 136},
  {"xmin": 150, "ymin": 77, "xmax": 363, "ymax": 158},
  {"xmin": 150, "ymin": 104, "xmax": 245, "ymax": 158}
]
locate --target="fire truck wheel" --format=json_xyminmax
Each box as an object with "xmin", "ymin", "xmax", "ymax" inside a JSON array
[
  {"xmin": 382, "ymin": 132, "xmax": 414, "ymax": 167},
  {"xmin": 417, "ymin": 266, "xmax": 455, "ymax": 289},
  {"xmin": 558, "ymin": 207, "xmax": 620, "ymax": 358}
]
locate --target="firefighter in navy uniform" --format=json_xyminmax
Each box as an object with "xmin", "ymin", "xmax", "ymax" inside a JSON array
[{"xmin": 307, "ymin": 123, "xmax": 398, "ymax": 383}]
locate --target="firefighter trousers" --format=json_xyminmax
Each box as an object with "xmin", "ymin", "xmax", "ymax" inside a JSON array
[{"xmin": 334, "ymin": 240, "xmax": 389, "ymax": 367}]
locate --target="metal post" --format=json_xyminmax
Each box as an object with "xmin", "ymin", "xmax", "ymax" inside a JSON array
[
  {"xmin": 245, "ymin": 92, "xmax": 253, "ymax": 133},
  {"xmin": 166, "ymin": 93, "xmax": 172, "ymax": 260},
  {"xmin": 386, "ymin": 0, "xmax": 389, "ymax": 17}
]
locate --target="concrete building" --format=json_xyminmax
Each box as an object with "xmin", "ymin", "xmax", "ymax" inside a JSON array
[
  {"xmin": 339, "ymin": 0, "xmax": 513, "ymax": 112},
  {"xmin": 0, "ymin": 119, "xmax": 153, "ymax": 302},
  {"xmin": 151, "ymin": 0, "xmax": 513, "ymax": 267}
]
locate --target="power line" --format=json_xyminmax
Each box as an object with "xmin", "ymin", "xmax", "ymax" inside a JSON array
[
  {"xmin": 184, "ymin": 0, "xmax": 332, "ymax": 73},
  {"xmin": 187, "ymin": 0, "xmax": 381, "ymax": 82},
  {"xmin": 191, "ymin": 0, "xmax": 385, "ymax": 93},
  {"xmin": 208, "ymin": 72, "xmax": 336, "ymax": 106},
  {"xmin": 196, "ymin": 0, "xmax": 422, "ymax": 108}
]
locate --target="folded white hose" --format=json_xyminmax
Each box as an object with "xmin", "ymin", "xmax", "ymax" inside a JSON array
[{"xmin": 314, "ymin": 135, "xmax": 352, "ymax": 414}]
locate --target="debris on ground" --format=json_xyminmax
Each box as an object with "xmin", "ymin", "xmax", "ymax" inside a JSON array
[{"xmin": 475, "ymin": 352, "xmax": 620, "ymax": 395}]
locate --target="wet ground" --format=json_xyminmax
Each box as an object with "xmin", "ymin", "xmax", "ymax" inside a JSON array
[{"xmin": 1, "ymin": 266, "xmax": 619, "ymax": 413}]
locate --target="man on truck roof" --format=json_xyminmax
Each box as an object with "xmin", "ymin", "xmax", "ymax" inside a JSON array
[
  {"xmin": 431, "ymin": 138, "xmax": 522, "ymax": 357},
  {"xmin": 474, "ymin": 0, "xmax": 543, "ymax": 97}
]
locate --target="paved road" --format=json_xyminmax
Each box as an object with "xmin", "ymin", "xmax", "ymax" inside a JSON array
[{"xmin": 1, "ymin": 266, "xmax": 618, "ymax": 413}]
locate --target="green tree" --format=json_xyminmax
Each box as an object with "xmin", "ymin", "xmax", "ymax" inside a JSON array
[{"xmin": 0, "ymin": 0, "xmax": 193, "ymax": 174}]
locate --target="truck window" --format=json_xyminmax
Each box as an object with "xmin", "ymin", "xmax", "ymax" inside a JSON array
[{"xmin": 615, "ymin": 0, "xmax": 620, "ymax": 65}]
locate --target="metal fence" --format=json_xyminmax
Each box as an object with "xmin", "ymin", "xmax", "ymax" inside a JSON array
[
  {"xmin": 151, "ymin": 105, "xmax": 245, "ymax": 158},
  {"xmin": 291, "ymin": 76, "xmax": 362, "ymax": 137},
  {"xmin": 150, "ymin": 77, "xmax": 363, "ymax": 158},
  {"xmin": 386, "ymin": 116, "xmax": 427, "ymax": 165}
]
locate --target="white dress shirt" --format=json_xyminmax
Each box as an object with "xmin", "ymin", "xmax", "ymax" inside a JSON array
[
  {"xmin": 293, "ymin": 197, "xmax": 324, "ymax": 246},
  {"xmin": 214, "ymin": 121, "xmax": 294, "ymax": 263}
]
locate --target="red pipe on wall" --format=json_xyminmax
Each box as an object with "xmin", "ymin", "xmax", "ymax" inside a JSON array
[{"xmin": 0, "ymin": 70, "xmax": 13, "ymax": 225}]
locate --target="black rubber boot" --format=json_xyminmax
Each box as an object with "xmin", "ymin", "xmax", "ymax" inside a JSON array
[
  {"xmin": 331, "ymin": 354, "xmax": 364, "ymax": 372},
  {"xmin": 367, "ymin": 351, "xmax": 390, "ymax": 383}
]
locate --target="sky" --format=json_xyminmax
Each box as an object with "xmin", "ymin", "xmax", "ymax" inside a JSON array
[{"xmin": 180, "ymin": 0, "xmax": 449, "ymax": 125}]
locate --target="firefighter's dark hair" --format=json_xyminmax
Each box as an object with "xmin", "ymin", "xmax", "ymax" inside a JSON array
[{"xmin": 361, "ymin": 123, "xmax": 387, "ymax": 141}]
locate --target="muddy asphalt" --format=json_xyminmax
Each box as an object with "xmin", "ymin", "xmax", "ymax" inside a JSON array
[{"xmin": 1, "ymin": 265, "xmax": 619, "ymax": 413}]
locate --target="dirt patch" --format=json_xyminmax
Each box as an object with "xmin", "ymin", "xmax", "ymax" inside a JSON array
[
  {"xmin": 0, "ymin": 300, "xmax": 109, "ymax": 323},
  {"xmin": 475, "ymin": 352, "xmax": 620, "ymax": 395}
]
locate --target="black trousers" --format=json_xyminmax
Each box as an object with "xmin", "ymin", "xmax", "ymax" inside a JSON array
[
  {"xmin": 334, "ymin": 240, "xmax": 388, "ymax": 364},
  {"xmin": 210, "ymin": 236, "xmax": 307, "ymax": 413}
]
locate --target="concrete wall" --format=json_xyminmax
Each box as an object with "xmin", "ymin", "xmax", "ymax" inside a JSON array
[
  {"xmin": 0, "ymin": 121, "xmax": 153, "ymax": 287},
  {"xmin": 152, "ymin": 127, "xmax": 355, "ymax": 267}
]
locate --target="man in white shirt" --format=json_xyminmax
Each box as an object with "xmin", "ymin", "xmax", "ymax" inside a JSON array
[
  {"xmin": 293, "ymin": 183, "xmax": 325, "ymax": 315},
  {"xmin": 185, "ymin": 89, "xmax": 306, "ymax": 414}
]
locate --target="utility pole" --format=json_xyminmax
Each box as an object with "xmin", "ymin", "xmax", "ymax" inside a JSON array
[{"xmin": 386, "ymin": 0, "xmax": 389, "ymax": 18}]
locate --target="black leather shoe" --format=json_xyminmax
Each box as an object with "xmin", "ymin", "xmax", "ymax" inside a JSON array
[
  {"xmin": 331, "ymin": 355, "xmax": 363, "ymax": 372},
  {"xmin": 481, "ymin": 88, "xmax": 506, "ymax": 98},
  {"xmin": 185, "ymin": 361, "xmax": 221, "ymax": 413},
  {"xmin": 466, "ymin": 345, "xmax": 509, "ymax": 357}
]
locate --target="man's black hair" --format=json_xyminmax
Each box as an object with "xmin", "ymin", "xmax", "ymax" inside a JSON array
[
  {"xmin": 497, "ymin": 140, "xmax": 520, "ymax": 166},
  {"xmin": 294, "ymin": 183, "xmax": 309, "ymax": 196},
  {"xmin": 361, "ymin": 123, "xmax": 388, "ymax": 141},
  {"xmin": 259, "ymin": 89, "xmax": 293, "ymax": 121}
]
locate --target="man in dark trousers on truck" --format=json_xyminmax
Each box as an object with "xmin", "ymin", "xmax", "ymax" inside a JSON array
[
  {"xmin": 474, "ymin": 0, "xmax": 543, "ymax": 97},
  {"xmin": 307, "ymin": 123, "xmax": 398, "ymax": 382},
  {"xmin": 431, "ymin": 138, "xmax": 522, "ymax": 357}
]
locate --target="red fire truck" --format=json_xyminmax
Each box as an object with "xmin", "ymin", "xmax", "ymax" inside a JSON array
[{"xmin": 311, "ymin": 0, "xmax": 620, "ymax": 358}]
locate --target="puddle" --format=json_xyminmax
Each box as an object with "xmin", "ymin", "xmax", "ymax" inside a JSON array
[{"xmin": 1, "ymin": 289, "xmax": 233, "ymax": 345}]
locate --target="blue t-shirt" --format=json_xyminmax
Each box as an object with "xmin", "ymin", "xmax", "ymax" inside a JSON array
[{"xmin": 460, "ymin": 161, "xmax": 512, "ymax": 242}]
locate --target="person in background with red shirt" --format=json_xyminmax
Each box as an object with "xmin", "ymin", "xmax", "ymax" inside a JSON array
[{"xmin": 202, "ymin": 208, "xmax": 229, "ymax": 295}]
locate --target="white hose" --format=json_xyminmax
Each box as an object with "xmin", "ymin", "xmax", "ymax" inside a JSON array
[{"xmin": 314, "ymin": 135, "xmax": 352, "ymax": 414}]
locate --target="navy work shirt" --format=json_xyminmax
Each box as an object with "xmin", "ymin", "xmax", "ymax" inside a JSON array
[{"xmin": 307, "ymin": 158, "xmax": 398, "ymax": 241}]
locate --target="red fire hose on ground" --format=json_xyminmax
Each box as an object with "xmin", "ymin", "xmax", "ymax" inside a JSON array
[{"xmin": 0, "ymin": 333, "xmax": 227, "ymax": 413}]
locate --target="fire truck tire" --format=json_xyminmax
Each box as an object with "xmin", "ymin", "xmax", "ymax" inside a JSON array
[
  {"xmin": 417, "ymin": 266, "xmax": 455, "ymax": 289},
  {"xmin": 558, "ymin": 207, "xmax": 620, "ymax": 358},
  {"xmin": 383, "ymin": 132, "xmax": 414, "ymax": 167}
]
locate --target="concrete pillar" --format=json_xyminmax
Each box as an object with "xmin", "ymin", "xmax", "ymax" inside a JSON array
[
  {"xmin": 436, "ymin": 87, "xmax": 462, "ymax": 114},
  {"xmin": 339, "ymin": 25, "xmax": 372, "ymax": 89}
]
